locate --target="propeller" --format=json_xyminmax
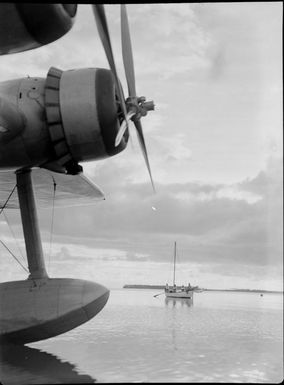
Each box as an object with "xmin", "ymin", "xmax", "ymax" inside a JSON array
[
  {"xmin": 92, "ymin": 4, "xmax": 155, "ymax": 192},
  {"xmin": 92, "ymin": 4, "xmax": 128, "ymax": 127}
]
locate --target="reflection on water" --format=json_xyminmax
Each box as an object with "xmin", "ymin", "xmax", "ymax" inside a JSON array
[
  {"xmin": 165, "ymin": 296, "xmax": 193, "ymax": 307},
  {"xmin": 1, "ymin": 290, "xmax": 282, "ymax": 383},
  {"xmin": 0, "ymin": 343, "xmax": 95, "ymax": 384},
  {"xmin": 165, "ymin": 297, "xmax": 193, "ymax": 351}
]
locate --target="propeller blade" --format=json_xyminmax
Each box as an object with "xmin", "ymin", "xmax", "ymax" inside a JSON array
[
  {"xmin": 92, "ymin": 4, "xmax": 128, "ymax": 124},
  {"xmin": 121, "ymin": 4, "xmax": 136, "ymax": 97},
  {"xmin": 115, "ymin": 110, "xmax": 136, "ymax": 147},
  {"xmin": 134, "ymin": 119, "xmax": 155, "ymax": 193}
]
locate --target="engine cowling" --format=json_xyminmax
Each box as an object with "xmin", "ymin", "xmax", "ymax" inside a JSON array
[
  {"xmin": 44, "ymin": 67, "xmax": 129, "ymax": 174},
  {"xmin": 0, "ymin": 4, "xmax": 77, "ymax": 55},
  {"xmin": 0, "ymin": 67, "xmax": 129, "ymax": 174}
]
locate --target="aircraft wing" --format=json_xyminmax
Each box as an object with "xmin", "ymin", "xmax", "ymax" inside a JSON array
[{"xmin": 0, "ymin": 169, "xmax": 105, "ymax": 209}]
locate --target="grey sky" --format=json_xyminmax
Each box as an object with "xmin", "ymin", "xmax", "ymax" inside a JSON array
[{"xmin": 0, "ymin": 3, "xmax": 282, "ymax": 290}]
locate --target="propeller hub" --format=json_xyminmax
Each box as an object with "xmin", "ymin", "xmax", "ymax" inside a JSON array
[
  {"xmin": 125, "ymin": 96, "xmax": 155, "ymax": 119},
  {"xmin": 141, "ymin": 100, "xmax": 155, "ymax": 112}
]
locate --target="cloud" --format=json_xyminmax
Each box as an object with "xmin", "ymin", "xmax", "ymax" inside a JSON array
[
  {"xmin": 1, "ymin": 156, "xmax": 281, "ymax": 272},
  {"xmin": 3, "ymin": 157, "xmax": 269, "ymax": 275},
  {"xmin": 0, "ymin": 4, "xmax": 282, "ymax": 290}
]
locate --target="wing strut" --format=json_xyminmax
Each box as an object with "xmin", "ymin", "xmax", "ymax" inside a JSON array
[{"xmin": 16, "ymin": 169, "xmax": 48, "ymax": 279}]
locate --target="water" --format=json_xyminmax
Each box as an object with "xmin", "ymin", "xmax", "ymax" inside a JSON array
[{"xmin": 0, "ymin": 289, "xmax": 283, "ymax": 383}]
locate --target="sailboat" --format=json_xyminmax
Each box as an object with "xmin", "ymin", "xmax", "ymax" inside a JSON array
[{"xmin": 165, "ymin": 242, "xmax": 194, "ymax": 299}]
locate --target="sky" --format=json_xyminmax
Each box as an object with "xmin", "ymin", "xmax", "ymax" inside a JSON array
[{"xmin": 0, "ymin": 3, "xmax": 283, "ymax": 290}]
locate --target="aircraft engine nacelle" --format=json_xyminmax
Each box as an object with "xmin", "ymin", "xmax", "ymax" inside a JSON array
[
  {"xmin": 0, "ymin": 3, "xmax": 77, "ymax": 55},
  {"xmin": 44, "ymin": 67, "xmax": 128, "ymax": 174},
  {"xmin": 0, "ymin": 67, "xmax": 128, "ymax": 174}
]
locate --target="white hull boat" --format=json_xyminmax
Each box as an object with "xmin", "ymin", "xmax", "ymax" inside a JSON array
[
  {"xmin": 165, "ymin": 290, "xmax": 193, "ymax": 299},
  {"xmin": 164, "ymin": 241, "xmax": 194, "ymax": 299}
]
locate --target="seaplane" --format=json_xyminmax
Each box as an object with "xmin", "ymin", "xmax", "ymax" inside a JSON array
[{"xmin": 0, "ymin": 4, "xmax": 155, "ymax": 344}]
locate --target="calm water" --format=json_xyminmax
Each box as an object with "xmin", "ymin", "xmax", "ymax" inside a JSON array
[{"xmin": 0, "ymin": 289, "xmax": 283, "ymax": 383}]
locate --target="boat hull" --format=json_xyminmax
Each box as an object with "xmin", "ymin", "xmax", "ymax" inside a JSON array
[
  {"xmin": 0, "ymin": 278, "xmax": 109, "ymax": 344},
  {"xmin": 165, "ymin": 290, "xmax": 194, "ymax": 299}
]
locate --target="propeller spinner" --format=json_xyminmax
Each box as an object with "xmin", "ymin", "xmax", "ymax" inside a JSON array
[{"xmin": 92, "ymin": 4, "xmax": 155, "ymax": 192}]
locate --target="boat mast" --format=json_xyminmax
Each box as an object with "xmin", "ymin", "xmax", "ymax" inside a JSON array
[
  {"xmin": 16, "ymin": 168, "xmax": 48, "ymax": 279},
  {"xmin": 173, "ymin": 241, "xmax": 176, "ymax": 286}
]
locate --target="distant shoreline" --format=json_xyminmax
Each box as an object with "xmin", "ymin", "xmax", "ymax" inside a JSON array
[{"xmin": 123, "ymin": 284, "xmax": 283, "ymax": 294}]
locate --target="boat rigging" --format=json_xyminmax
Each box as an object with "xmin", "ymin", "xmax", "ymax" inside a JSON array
[{"xmin": 165, "ymin": 241, "xmax": 194, "ymax": 299}]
